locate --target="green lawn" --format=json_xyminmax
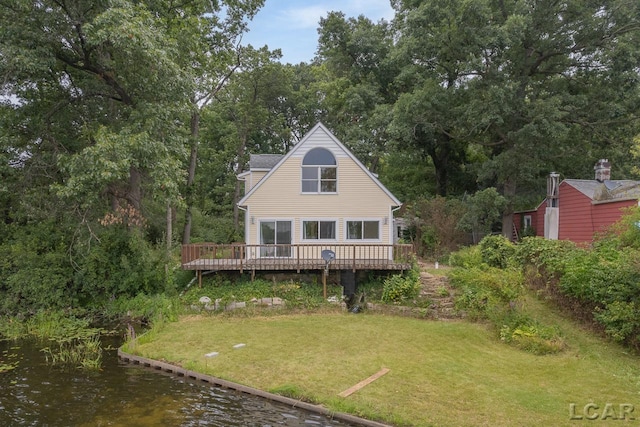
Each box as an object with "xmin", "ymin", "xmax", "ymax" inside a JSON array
[{"xmin": 126, "ymin": 298, "xmax": 640, "ymax": 427}]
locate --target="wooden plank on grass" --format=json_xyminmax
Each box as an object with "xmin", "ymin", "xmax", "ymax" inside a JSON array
[{"xmin": 338, "ymin": 368, "xmax": 390, "ymax": 397}]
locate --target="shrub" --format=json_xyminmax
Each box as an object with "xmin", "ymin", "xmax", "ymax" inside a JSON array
[
  {"xmin": 478, "ymin": 235, "xmax": 516, "ymax": 269},
  {"xmin": 448, "ymin": 245, "xmax": 483, "ymax": 268},
  {"xmin": 594, "ymin": 301, "xmax": 640, "ymax": 345},
  {"xmin": 448, "ymin": 266, "xmax": 522, "ymax": 320},
  {"xmin": 381, "ymin": 266, "xmax": 421, "ymax": 304},
  {"xmin": 516, "ymin": 237, "xmax": 576, "ymax": 279},
  {"xmin": 497, "ymin": 310, "xmax": 565, "ymax": 355},
  {"xmin": 500, "ymin": 320, "xmax": 565, "ymax": 355}
]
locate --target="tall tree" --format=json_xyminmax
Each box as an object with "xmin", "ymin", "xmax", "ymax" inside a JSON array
[
  {"xmin": 391, "ymin": 0, "xmax": 640, "ymax": 232},
  {"xmin": 316, "ymin": 12, "xmax": 398, "ymax": 172}
]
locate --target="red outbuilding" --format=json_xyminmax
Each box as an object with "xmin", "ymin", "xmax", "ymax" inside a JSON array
[{"xmin": 513, "ymin": 160, "xmax": 640, "ymax": 244}]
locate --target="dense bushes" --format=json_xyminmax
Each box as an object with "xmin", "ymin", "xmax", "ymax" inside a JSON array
[
  {"xmin": 447, "ymin": 238, "xmax": 565, "ymax": 355},
  {"xmin": 381, "ymin": 266, "xmax": 421, "ymax": 304},
  {"xmin": 452, "ymin": 207, "xmax": 640, "ymax": 351},
  {"xmin": 0, "ymin": 220, "xmax": 177, "ymax": 316}
]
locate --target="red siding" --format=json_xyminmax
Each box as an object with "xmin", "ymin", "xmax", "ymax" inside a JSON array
[
  {"xmin": 534, "ymin": 204, "xmax": 546, "ymax": 237},
  {"xmin": 558, "ymin": 183, "xmax": 594, "ymax": 243},
  {"xmin": 592, "ymin": 200, "xmax": 637, "ymax": 236},
  {"xmin": 513, "ymin": 209, "xmax": 542, "ymax": 239},
  {"xmin": 516, "ymin": 182, "xmax": 638, "ymax": 244}
]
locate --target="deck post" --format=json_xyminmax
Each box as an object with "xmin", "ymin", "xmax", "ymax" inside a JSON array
[
  {"xmin": 322, "ymin": 268, "xmax": 327, "ymax": 299},
  {"xmin": 352, "ymin": 245, "xmax": 356, "ymax": 273},
  {"xmin": 197, "ymin": 270, "xmax": 202, "ymax": 288}
]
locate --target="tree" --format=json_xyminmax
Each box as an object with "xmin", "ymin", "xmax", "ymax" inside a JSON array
[
  {"xmin": 0, "ymin": 0, "xmax": 264, "ymax": 309},
  {"xmin": 391, "ymin": 0, "xmax": 640, "ymax": 233},
  {"xmin": 316, "ymin": 12, "xmax": 398, "ymax": 172},
  {"xmin": 458, "ymin": 188, "xmax": 506, "ymax": 244}
]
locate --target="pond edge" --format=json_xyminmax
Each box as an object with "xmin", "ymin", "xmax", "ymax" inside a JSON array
[{"xmin": 117, "ymin": 349, "xmax": 391, "ymax": 427}]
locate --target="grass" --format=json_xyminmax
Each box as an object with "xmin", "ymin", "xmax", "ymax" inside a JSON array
[{"xmin": 126, "ymin": 300, "xmax": 640, "ymax": 427}]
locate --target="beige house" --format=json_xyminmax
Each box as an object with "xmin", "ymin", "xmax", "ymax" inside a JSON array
[{"xmin": 237, "ymin": 122, "xmax": 402, "ymax": 261}]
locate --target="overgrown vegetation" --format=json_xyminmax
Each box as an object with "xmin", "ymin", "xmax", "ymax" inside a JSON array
[
  {"xmin": 517, "ymin": 208, "xmax": 640, "ymax": 350},
  {"xmin": 448, "ymin": 235, "xmax": 566, "ymax": 355},
  {"xmin": 448, "ymin": 207, "xmax": 640, "ymax": 353},
  {"xmin": 381, "ymin": 265, "xmax": 421, "ymax": 304}
]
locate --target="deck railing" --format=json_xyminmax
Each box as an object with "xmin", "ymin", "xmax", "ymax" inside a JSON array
[{"xmin": 181, "ymin": 243, "xmax": 414, "ymax": 272}]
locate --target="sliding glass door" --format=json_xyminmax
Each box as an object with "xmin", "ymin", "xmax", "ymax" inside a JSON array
[{"xmin": 259, "ymin": 220, "xmax": 292, "ymax": 257}]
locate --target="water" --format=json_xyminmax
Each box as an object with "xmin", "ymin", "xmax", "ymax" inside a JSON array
[{"xmin": 0, "ymin": 338, "xmax": 355, "ymax": 426}]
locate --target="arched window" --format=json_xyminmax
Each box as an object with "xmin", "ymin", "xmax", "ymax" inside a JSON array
[{"xmin": 301, "ymin": 148, "xmax": 337, "ymax": 193}]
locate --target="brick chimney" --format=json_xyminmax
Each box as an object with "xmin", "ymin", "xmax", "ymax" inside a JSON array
[{"xmin": 594, "ymin": 159, "xmax": 611, "ymax": 182}]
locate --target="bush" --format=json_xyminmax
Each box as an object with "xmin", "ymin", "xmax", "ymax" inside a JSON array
[
  {"xmin": 516, "ymin": 237, "xmax": 576, "ymax": 279},
  {"xmin": 381, "ymin": 266, "xmax": 421, "ymax": 304},
  {"xmin": 500, "ymin": 319, "xmax": 565, "ymax": 355},
  {"xmin": 448, "ymin": 245, "xmax": 483, "ymax": 268},
  {"xmin": 478, "ymin": 235, "xmax": 516, "ymax": 269},
  {"xmin": 448, "ymin": 266, "xmax": 522, "ymax": 320}
]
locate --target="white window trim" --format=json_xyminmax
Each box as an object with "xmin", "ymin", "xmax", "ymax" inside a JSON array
[
  {"xmin": 301, "ymin": 164, "xmax": 338, "ymax": 194},
  {"xmin": 524, "ymin": 215, "xmax": 532, "ymax": 229},
  {"xmin": 344, "ymin": 218, "xmax": 382, "ymax": 242},
  {"xmin": 300, "ymin": 218, "xmax": 339, "ymax": 242}
]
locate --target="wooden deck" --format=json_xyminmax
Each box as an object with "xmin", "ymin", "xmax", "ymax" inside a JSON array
[{"xmin": 181, "ymin": 243, "xmax": 414, "ymax": 274}]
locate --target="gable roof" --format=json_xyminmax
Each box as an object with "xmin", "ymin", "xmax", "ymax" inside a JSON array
[
  {"xmin": 238, "ymin": 122, "xmax": 401, "ymax": 207},
  {"xmin": 564, "ymin": 179, "xmax": 640, "ymax": 203}
]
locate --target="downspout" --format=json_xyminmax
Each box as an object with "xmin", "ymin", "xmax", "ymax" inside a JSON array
[{"xmin": 390, "ymin": 205, "xmax": 402, "ymax": 260}]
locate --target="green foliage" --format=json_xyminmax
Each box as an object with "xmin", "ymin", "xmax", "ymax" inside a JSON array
[
  {"xmin": 517, "ymin": 211, "xmax": 640, "ymax": 350},
  {"xmin": 41, "ymin": 334, "xmax": 103, "ymax": 370},
  {"xmin": 186, "ymin": 276, "xmax": 342, "ymax": 311},
  {"xmin": 458, "ymin": 188, "xmax": 506, "ymax": 242},
  {"xmin": 448, "ymin": 266, "xmax": 522, "ymax": 321},
  {"xmin": 448, "ymin": 245, "xmax": 483, "ymax": 268},
  {"xmin": 594, "ymin": 301, "xmax": 640, "ymax": 344},
  {"xmin": 381, "ymin": 266, "xmax": 421, "ymax": 304},
  {"xmin": 515, "ymin": 237, "xmax": 577, "ymax": 277},
  {"xmin": 499, "ymin": 316, "xmax": 565, "ymax": 355},
  {"xmin": 15, "ymin": 311, "xmax": 105, "ymax": 370},
  {"xmin": 104, "ymin": 293, "xmax": 182, "ymax": 325},
  {"xmin": 403, "ymin": 197, "xmax": 468, "ymax": 258},
  {"xmin": 0, "ymin": 221, "xmax": 76, "ymax": 315},
  {"xmin": 478, "ymin": 235, "xmax": 516, "ymax": 269},
  {"xmin": 74, "ymin": 226, "xmax": 171, "ymax": 305},
  {"xmin": 0, "ymin": 349, "xmax": 19, "ymax": 373},
  {"xmin": 447, "ymin": 257, "xmax": 564, "ymax": 354}
]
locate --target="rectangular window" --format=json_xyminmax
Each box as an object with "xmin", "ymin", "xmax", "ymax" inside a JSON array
[
  {"xmin": 523, "ymin": 215, "xmax": 532, "ymax": 230},
  {"xmin": 303, "ymin": 220, "xmax": 336, "ymax": 240},
  {"xmin": 302, "ymin": 166, "xmax": 337, "ymax": 193},
  {"xmin": 346, "ymin": 220, "xmax": 380, "ymax": 240}
]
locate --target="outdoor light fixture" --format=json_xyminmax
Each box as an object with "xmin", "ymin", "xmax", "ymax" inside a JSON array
[{"xmin": 250, "ymin": 216, "xmax": 255, "ymax": 224}]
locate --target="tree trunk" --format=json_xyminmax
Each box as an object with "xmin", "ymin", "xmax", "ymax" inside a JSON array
[
  {"xmin": 233, "ymin": 128, "xmax": 248, "ymax": 231},
  {"xmin": 502, "ymin": 176, "xmax": 516, "ymax": 240},
  {"xmin": 166, "ymin": 199, "xmax": 172, "ymax": 250},
  {"xmin": 182, "ymin": 110, "xmax": 200, "ymax": 244},
  {"xmin": 127, "ymin": 166, "xmax": 142, "ymax": 211}
]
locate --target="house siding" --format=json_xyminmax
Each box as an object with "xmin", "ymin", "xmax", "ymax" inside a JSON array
[
  {"xmin": 238, "ymin": 124, "xmax": 400, "ymax": 264},
  {"xmin": 558, "ymin": 182, "xmax": 594, "ymax": 243},
  {"xmin": 591, "ymin": 200, "xmax": 636, "ymax": 236},
  {"xmin": 244, "ymin": 157, "xmax": 394, "ymax": 245}
]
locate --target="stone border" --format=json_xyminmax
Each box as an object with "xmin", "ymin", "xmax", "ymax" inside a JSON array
[{"xmin": 117, "ymin": 349, "xmax": 391, "ymax": 427}]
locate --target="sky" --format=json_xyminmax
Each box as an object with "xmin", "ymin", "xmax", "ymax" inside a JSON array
[{"xmin": 242, "ymin": 0, "xmax": 395, "ymax": 64}]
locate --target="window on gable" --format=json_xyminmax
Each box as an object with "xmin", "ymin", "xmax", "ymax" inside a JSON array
[
  {"xmin": 346, "ymin": 220, "xmax": 380, "ymax": 240},
  {"xmin": 302, "ymin": 148, "xmax": 337, "ymax": 193},
  {"xmin": 303, "ymin": 220, "xmax": 336, "ymax": 240}
]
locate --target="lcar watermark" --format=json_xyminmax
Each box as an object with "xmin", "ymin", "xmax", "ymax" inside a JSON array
[{"xmin": 570, "ymin": 403, "xmax": 635, "ymax": 421}]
